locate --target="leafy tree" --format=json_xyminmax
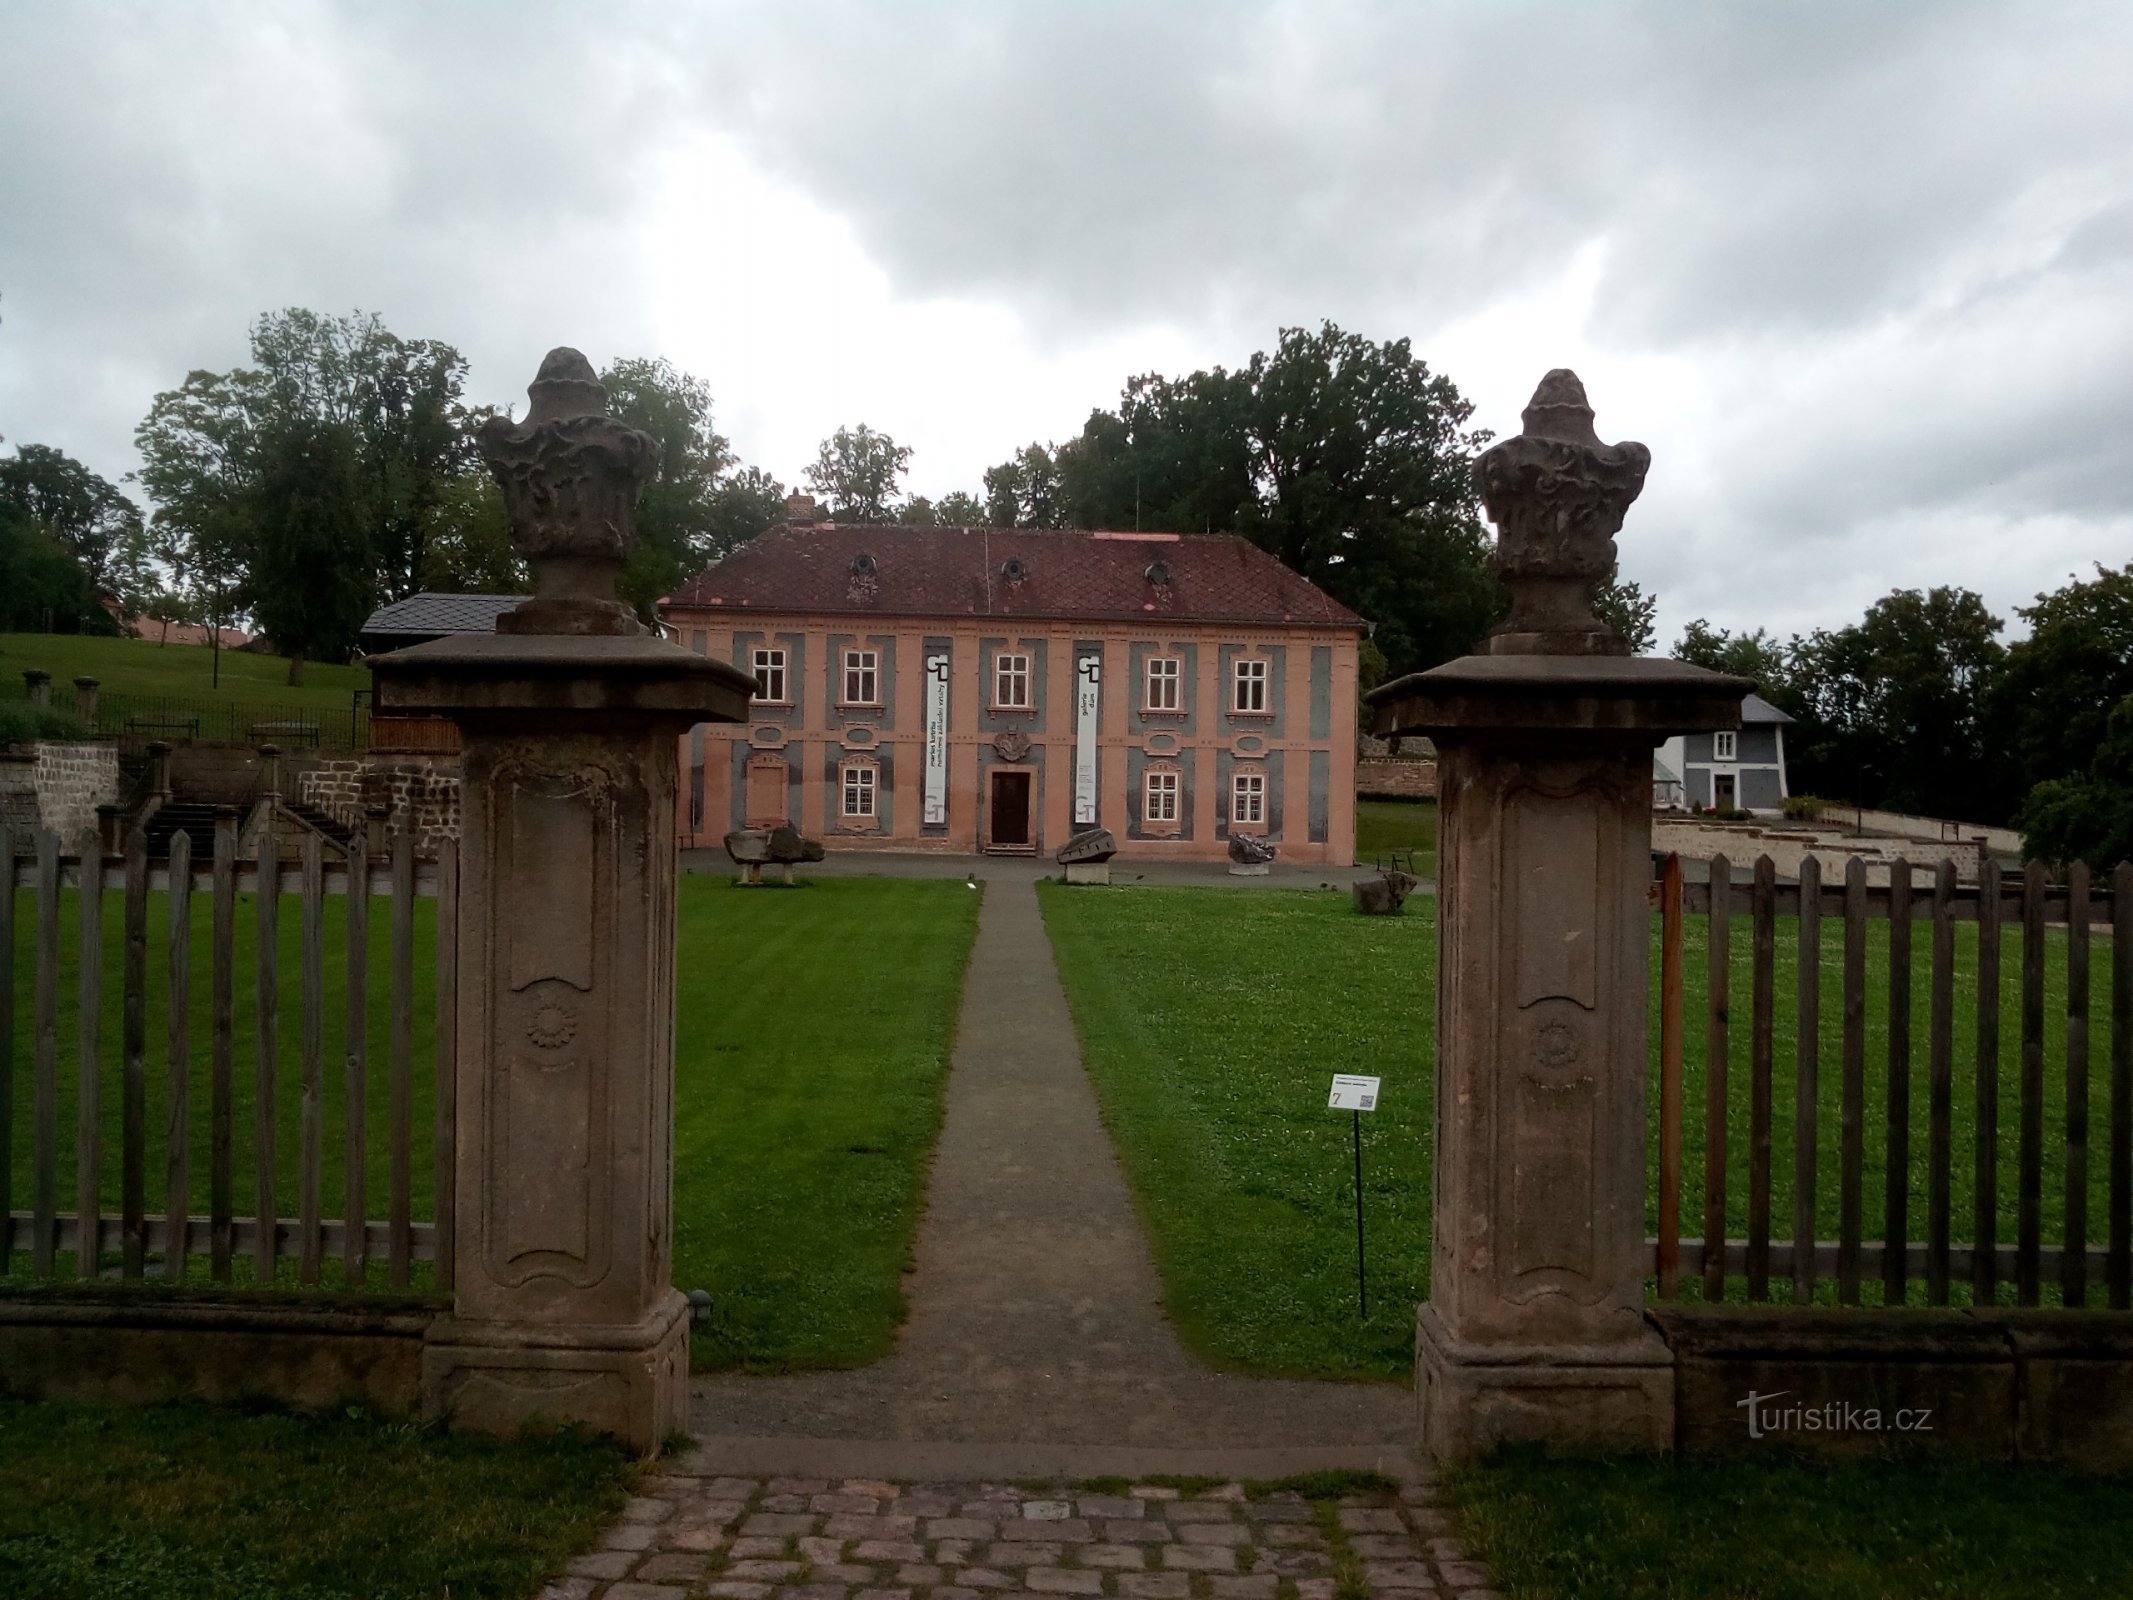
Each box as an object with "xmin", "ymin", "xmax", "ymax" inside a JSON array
[
  {"xmin": 933, "ymin": 490, "xmax": 988, "ymax": 527},
  {"xmin": 0, "ymin": 498, "xmax": 114, "ymax": 633},
  {"xmin": 982, "ymin": 323, "xmax": 1501, "ymax": 676},
  {"xmin": 1594, "ymin": 575, "xmax": 1657, "ymax": 655},
  {"xmin": 420, "ymin": 471, "xmax": 523, "ymax": 594},
  {"xmin": 1673, "ymin": 619, "xmax": 1798, "ymax": 707},
  {"xmin": 806, "ymin": 424, "xmax": 912, "ymax": 522},
  {"xmin": 1988, "ymin": 564, "xmax": 2133, "ymax": 824},
  {"xmin": 599, "ymin": 357, "xmax": 743, "ymax": 617},
  {"xmin": 0, "ymin": 444, "xmax": 152, "ymax": 614},
  {"xmin": 1784, "ymin": 587, "xmax": 2005, "ymax": 816},
  {"xmin": 702, "ymin": 465, "xmax": 788, "ymax": 555},
  {"xmin": 2016, "ymin": 696, "xmax": 2133, "ymax": 869},
  {"xmin": 134, "ymin": 309, "xmax": 478, "ymax": 659}
]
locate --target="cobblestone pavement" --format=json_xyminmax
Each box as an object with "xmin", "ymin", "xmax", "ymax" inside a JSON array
[{"xmin": 541, "ymin": 1473, "xmax": 1504, "ymax": 1600}]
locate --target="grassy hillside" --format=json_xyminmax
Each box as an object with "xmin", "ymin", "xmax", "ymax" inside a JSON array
[{"xmin": 0, "ymin": 633, "xmax": 368, "ymax": 715}]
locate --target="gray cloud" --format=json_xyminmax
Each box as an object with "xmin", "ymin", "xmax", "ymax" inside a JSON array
[{"xmin": 0, "ymin": 0, "xmax": 2127, "ymax": 644}]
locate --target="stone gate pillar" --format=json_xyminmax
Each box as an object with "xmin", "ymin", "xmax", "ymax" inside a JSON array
[
  {"xmin": 1367, "ymin": 371, "xmax": 1749, "ymax": 1459},
  {"xmin": 372, "ymin": 349, "xmax": 752, "ymax": 1451}
]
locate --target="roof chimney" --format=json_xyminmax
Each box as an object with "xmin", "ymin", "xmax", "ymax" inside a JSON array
[{"xmin": 786, "ymin": 492, "xmax": 820, "ymax": 525}]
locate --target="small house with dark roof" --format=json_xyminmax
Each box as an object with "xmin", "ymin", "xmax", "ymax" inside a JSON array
[
  {"xmin": 660, "ymin": 511, "xmax": 1365, "ymax": 862},
  {"xmin": 356, "ymin": 592, "xmax": 526, "ymax": 655},
  {"xmin": 1656, "ymin": 692, "xmax": 1794, "ymax": 813}
]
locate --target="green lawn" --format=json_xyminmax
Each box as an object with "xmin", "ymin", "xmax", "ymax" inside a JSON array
[
  {"xmin": 1354, "ymin": 798, "xmax": 1437, "ymax": 876},
  {"xmin": 0, "ymin": 633, "xmax": 368, "ymax": 714},
  {"xmin": 1041, "ymin": 884, "xmax": 2116, "ymax": 1380},
  {"xmin": 4, "ymin": 874, "xmax": 981, "ymax": 1367},
  {"xmin": 0, "ymin": 1399, "xmax": 633, "ymax": 1600},
  {"xmin": 1039, "ymin": 883, "xmax": 1433, "ymax": 1382},
  {"xmin": 673, "ymin": 877, "xmax": 979, "ymax": 1371},
  {"xmin": 1449, "ymin": 1448, "xmax": 2133, "ymax": 1600}
]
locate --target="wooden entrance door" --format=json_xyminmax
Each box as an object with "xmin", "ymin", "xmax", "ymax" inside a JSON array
[
  {"xmin": 1712, "ymin": 773, "xmax": 1737, "ymax": 811},
  {"xmin": 988, "ymin": 769, "xmax": 1033, "ymax": 850}
]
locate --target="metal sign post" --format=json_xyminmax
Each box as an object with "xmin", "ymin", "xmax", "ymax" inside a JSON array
[{"xmin": 1328, "ymin": 1074, "xmax": 1381, "ymax": 1318}]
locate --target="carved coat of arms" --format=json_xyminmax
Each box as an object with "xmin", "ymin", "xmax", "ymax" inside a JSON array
[{"xmin": 992, "ymin": 726, "xmax": 1032, "ymax": 762}]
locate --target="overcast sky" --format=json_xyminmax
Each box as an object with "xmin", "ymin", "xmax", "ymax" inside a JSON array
[{"xmin": 2, "ymin": 1, "xmax": 2128, "ymax": 645}]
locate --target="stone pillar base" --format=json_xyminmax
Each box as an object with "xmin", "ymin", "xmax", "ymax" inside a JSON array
[
  {"xmin": 1063, "ymin": 861, "xmax": 1111, "ymax": 885},
  {"xmin": 1415, "ymin": 1302, "xmax": 1673, "ymax": 1461},
  {"xmin": 422, "ymin": 1291, "xmax": 690, "ymax": 1454},
  {"xmin": 1228, "ymin": 863, "xmax": 1270, "ymax": 877}
]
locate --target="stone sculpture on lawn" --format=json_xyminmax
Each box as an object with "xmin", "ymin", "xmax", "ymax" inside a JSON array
[{"xmin": 1056, "ymin": 825, "xmax": 1117, "ymax": 885}]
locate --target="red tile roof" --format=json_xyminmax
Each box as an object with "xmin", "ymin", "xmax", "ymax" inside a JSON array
[{"xmin": 664, "ymin": 525, "xmax": 1364, "ymax": 630}]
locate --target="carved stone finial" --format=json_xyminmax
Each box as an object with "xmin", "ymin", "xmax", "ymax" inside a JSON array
[
  {"xmin": 480, "ymin": 347, "xmax": 659, "ymax": 636},
  {"xmin": 1474, "ymin": 369, "xmax": 1650, "ymax": 656}
]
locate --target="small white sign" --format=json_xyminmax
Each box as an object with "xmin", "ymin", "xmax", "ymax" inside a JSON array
[{"xmin": 1329, "ymin": 1074, "xmax": 1382, "ymax": 1112}]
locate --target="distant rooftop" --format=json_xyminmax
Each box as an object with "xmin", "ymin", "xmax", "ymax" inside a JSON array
[
  {"xmin": 665, "ymin": 524, "xmax": 1364, "ymax": 630},
  {"xmin": 1742, "ymin": 692, "xmax": 1793, "ymax": 724},
  {"xmin": 358, "ymin": 592, "xmax": 525, "ymax": 654}
]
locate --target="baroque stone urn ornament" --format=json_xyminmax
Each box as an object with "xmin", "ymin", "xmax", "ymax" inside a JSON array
[
  {"xmin": 481, "ymin": 347, "xmax": 659, "ymax": 637},
  {"xmin": 1475, "ymin": 369, "xmax": 1650, "ymax": 657}
]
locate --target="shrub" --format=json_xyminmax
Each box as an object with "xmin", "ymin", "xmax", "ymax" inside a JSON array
[
  {"xmin": 0, "ymin": 701, "xmax": 88, "ymax": 746},
  {"xmin": 1782, "ymin": 794, "xmax": 1829, "ymax": 821}
]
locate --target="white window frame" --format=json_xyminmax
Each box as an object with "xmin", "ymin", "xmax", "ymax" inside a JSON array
[
  {"xmin": 994, "ymin": 652, "xmax": 1031, "ymax": 710},
  {"xmin": 751, "ymin": 646, "xmax": 788, "ymax": 704},
  {"xmin": 1144, "ymin": 768, "xmax": 1179, "ymax": 825},
  {"xmin": 1233, "ymin": 656, "xmax": 1268, "ymax": 714},
  {"xmin": 1145, "ymin": 655, "xmax": 1181, "ymax": 712},
  {"xmin": 841, "ymin": 762, "xmax": 877, "ymax": 818},
  {"xmin": 1232, "ymin": 768, "xmax": 1265, "ymax": 825},
  {"xmin": 842, "ymin": 648, "xmax": 880, "ymax": 707},
  {"xmin": 1713, "ymin": 730, "xmax": 1737, "ymax": 762}
]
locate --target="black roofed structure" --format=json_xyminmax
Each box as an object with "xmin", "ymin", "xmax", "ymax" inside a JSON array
[{"xmin": 357, "ymin": 593, "xmax": 525, "ymax": 655}]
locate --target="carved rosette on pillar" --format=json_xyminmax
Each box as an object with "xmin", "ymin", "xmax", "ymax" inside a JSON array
[
  {"xmin": 371, "ymin": 350, "xmax": 753, "ymax": 1451},
  {"xmin": 1367, "ymin": 371, "xmax": 1750, "ymax": 1460}
]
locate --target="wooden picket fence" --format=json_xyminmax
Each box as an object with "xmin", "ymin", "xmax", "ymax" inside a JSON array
[
  {"xmin": 0, "ymin": 820, "xmax": 457, "ymax": 1290},
  {"xmin": 1651, "ymin": 852, "xmax": 2133, "ymax": 1308}
]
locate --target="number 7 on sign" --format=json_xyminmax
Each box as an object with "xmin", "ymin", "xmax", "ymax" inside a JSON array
[{"xmin": 1329, "ymin": 1074, "xmax": 1380, "ymax": 1111}]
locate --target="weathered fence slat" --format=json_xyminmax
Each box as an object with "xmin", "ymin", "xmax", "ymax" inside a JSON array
[
  {"xmin": 1748, "ymin": 854, "xmax": 1776, "ymax": 1301},
  {"xmin": 33, "ymin": 831, "xmax": 58, "ymax": 1278},
  {"xmin": 0, "ymin": 827, "xmax": 13, "ymax": 1277},
  {"xmin": 2017, "ymin": 861, "xmax": 2047, "ymax": 1305},
  {"xmin": 1975, "ymin": 867, "xmax": 2003, "ymax": 1303},
  {"xmin": 254, "ymin": 814, "xmax": 279, "ymax": 1286},
  {"xmin": 2064, "ymin": 861, "xmax": 2090, "ymax": 1307},
  {"xmin": 77, "ymin": 845, "xmax": 102, "ymax": 1280},
  {"xmin": 1793, "ymin": 854, "xmax": 1822, "ymax": 1305},
  {"xmin": 121, "ymin": 830, "xmax": 148, "ymax": 1280},
  {"xmin": 1838, "ymin": 857, "xmax": 1867, "ymax": 1303},
  {"xmin": 210, "ymin": 812, "xmax": 236, "ymax": 1282},
  {"xmin": 1928, "ymin": 859, "xmax": 1956, "ymax": 1304},
  {"xmin": 1658, "ymin": 852, "xmax": 1684, "ymax": 1299},
  {"xmin": 1884, "ymin": 862, "xmax": 1914, "ymax": 1304},
  {"xmin": 298, "ymin": 834, "xmax": 325, "ymax": 1285},
  {"xmin": 2113, "ymin": 861, "xmax": 2133, "ymax": 1310},
  {"xmin": 344, "ymin": 845, "xmax": 369, "ymax": 1287},
  {"xmin": 1703, "ymin": 854, "xmax": 1732, "ymax": 1302},
  {"xmin": 164, "ymin": 830, "xmax": 193, "ymax": 1283},
  {"xmin": 390, "ymin": 830, "xmax": 414, "ymax": 1288},
  {"xmin": 434, "ymin": 837, "xmax": 459, "ymax": 1294}
]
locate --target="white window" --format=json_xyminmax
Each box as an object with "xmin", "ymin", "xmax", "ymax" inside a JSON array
[
  {"xmin": 1713, "ymin": 731, "xmax": 1737, "ymax": 761},
  {"xmin": 1144, "ymin": 769, "xmax": 1179, "ymax": 824},
  {"xmin": 841, "ymin": 763, "xmax": 876, "ymax": 818},
  {"xmin": 751, "ymin": 647, "xmax": 787, "ymax": 704},
  {"xmin": 842, "ymin": 649, "xmax": 879, "ymax": 706},
  {"xmin": 1232, "ymin": 768, "xmax": 1265, "ymax": 825},
  {"xmin": 1233, "ymin": 657, "xmax": 1268, "ymax": 713},
  {"xmin": 1145, "ymin": 656, "xmax": 1180, "ymax": 711},
  {"xmin": 994, "ymin": 652, "xmax": 1031, "ymax": 709}
]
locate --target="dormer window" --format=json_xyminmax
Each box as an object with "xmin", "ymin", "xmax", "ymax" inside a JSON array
[
  {"xmin": 1145, "ymin": 561, "xmax": 1171, "ymax": 586},
  {"xmin": 850, "ymin": 552, "xmax": 877, "ymax": 577},
  {"xmin": 1001, "ymin": 556, "xmax": 1029, "ymax": 584}
]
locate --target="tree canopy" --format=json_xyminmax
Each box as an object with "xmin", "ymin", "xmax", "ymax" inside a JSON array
[
  {"xmin": 982, "ymin": 322, "xmax": 1505, "ymax": 678},
  {"xmin": 0, "ymin": 444, "xmax": 148, "ymax": 631},
  {"xmin": 805, "ymin": 424, "xmax": 912, "ymax": 522}
]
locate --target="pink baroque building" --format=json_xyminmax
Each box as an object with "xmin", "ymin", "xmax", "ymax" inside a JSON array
[{"xmin": 661, "ymin": 511, "xmax": 1364, "ymax": 864}]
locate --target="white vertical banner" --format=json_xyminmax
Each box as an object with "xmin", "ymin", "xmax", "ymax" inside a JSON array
[
  {"xmin": 923, "ymin": 652, "xmax": 949, "ymax": 825},
  {"xmin": 1074, "ymin": 654, "xmax": 1101, "ymax": 825}
]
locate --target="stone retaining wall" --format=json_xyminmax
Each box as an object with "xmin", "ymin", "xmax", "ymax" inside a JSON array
[
  {"xmin": 1356, "ymin": 756, "xmax": 1438, "ymax": 800},
  {"xmin": 1654, "ymin": 1305, "xmax": 2133, "ymax": 1468},
  {"xmin": 1652, "ymin": 817, "xmax": 1989, "ymax": 883},
  {"xmin": 0, "ymin": 741, "xmax": 121, "ymax": 845},
  {"xmin": 299, "ymin": 754, "xmax": 461, "ymax": 852}
]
